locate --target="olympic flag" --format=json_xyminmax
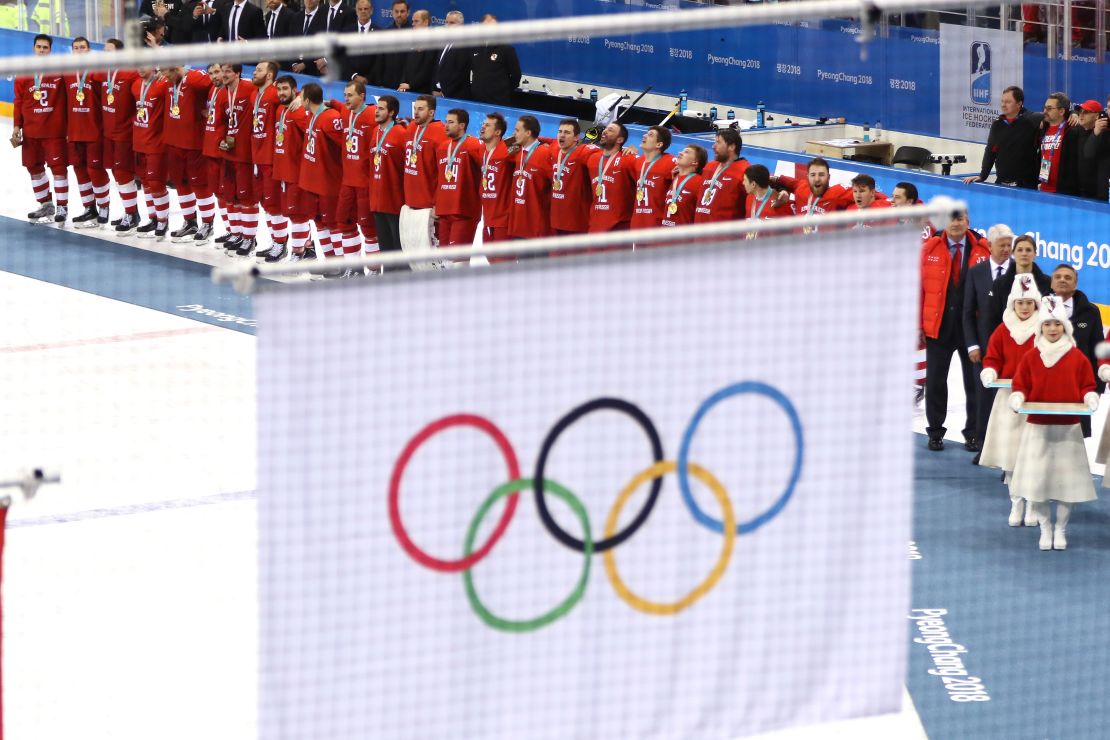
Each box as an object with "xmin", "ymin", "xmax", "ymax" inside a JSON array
[{"xmin": 257, "ymin": 228, "xmax": 918, "ymax": 739}]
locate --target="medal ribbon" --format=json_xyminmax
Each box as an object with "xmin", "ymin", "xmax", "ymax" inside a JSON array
[
  {"xmin": 410, "ymin": 122, "xmax": 430, "ymax": 160},
  {"xmin": 596, "ymin": 152, "xmax": 619, "ymax": 188},
  {"xmin": 705, "ymin": 158, "xmax": 731, "ymax": 195},
  {"xmin": 555, "ymin": 143, "xmax": 577, "ymax": 181},
  {"xmin": 107, "ymin": 70, "xmax": 117, "ymax": 99},
  {"xmin": 375, "ymin": 120, "xmax": 395, "ymax": 157},
  {"xmin": 518, "ymin": 140, "xmax": 540, "ymax": 172},
  {"xmin": 138, "ymin": 77, "xmax": 154, "ymax": 113},
  {"xmin": 637, "ymin": 154, "xmax": 661, "ymax": 191},
  {"xmin": 482, "ymin": 142, "xmax": 499, "ymax": 180},
  {"xmin": 445, "ymin": 134, "xmax": 469, "ymax": 173},
  {"xmin": 224, "ymin": 80, "xmax": 238, "ymax": 126},
  {"xmin": 750, "ymin": 190, "xmax": 772, "ymax": 221},
  {"xmin": 253, "ymin": 81, "xmax": 270, "ymax": 118},
  {"xmin": 76, "ymin": 71, "xmax": 88, "ymax": 95},
  {"xmin": 307, "ymin": 105, "xmax": 324, "ymax": 138},
  {"xmin": 667, "ymin": 172, "xmax": 696, "ymax": 205},
  {"xmin": 171, "ymin": 80, "xmax": 184, "ymax": 113},
  {"xmin": 346, "ymin": 103, "xmax": 367, "ymax": 143},
  {"xmin": 33, "ymin": 73, "xmax": 42, "ymax": 93}
]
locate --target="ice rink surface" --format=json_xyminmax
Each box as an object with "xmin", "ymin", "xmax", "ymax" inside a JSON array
[{"xmin": 7, "ymin": 115, "xmax": 1049, "ymax": 739}]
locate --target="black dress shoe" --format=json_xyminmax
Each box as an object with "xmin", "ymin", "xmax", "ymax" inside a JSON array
[
  {"xmin": 928, "ymin": 438, "xmax": 944, "ymax": 451},
  {"xmin": 971, "ymin": 452, "xmax": 981, "ymax": 465},
  {"xmin": 964, "ymin": 438, "xmax": 980, "ymax": 452}
]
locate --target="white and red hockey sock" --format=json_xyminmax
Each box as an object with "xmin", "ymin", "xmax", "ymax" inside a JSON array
[
  {"xmin": 143, "ymin": 191, "xmax": 156, "ymax": 220},
  {"xmin": 91, "ymin": 170, "xmax": 111, "ymax": 211},
  {"xmin": 51, "ymin": 169, "xmax": 69, "ymax": 208},
  {"xmin": 291, "ymin": 221, "xmax": 310, "ymax": 253},
  {"xmin": 176, "ymin": 187, "xmax": 197, "ymax": 220},
  {"xmin": 240, "ymin": 206, "xmax": 259, "ymax": 239},
  {"xmin": 196, "ymin": 194, "xmax": 216, "ymax": 224},
  {"xmin": 268, "ymin": 215, "xmax": 289, "ymax": 243},
  {"xmin": 75, "ymin": 169, "xmax": 94, "ymax": 208},
  {"xmin": 341, "ymin": 230, "xmax": 362, "ymax": 256},
  {"xmin": 226, "ymin": 204, "xmax": 242, "ymax": 236},
  {"xmin": 28, "ymin": 168, "xmax": 50, "ymax": 203},
  {"xmin": 118, "ymin": 179, "xmax": 139, "ymax": 214},
  {"xmin": 317, "ymin": 228, "xmax": 336, "ymax": 257},
  {"xmin": 153, "ymin": 189, "xmax": 170, "ymax": 225}
]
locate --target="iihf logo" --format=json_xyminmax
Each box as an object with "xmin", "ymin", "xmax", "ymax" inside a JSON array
[{"xmin": 970, "ymin": 41, "xmax": 991, "ymax": 105}]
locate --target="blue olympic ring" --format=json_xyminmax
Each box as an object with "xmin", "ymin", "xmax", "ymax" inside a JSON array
[{"xmin": 677, "ymin": 381, "xmax": 804, "ymax": 535}]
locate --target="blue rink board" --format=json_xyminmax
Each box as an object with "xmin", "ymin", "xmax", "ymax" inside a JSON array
[
  {"xmin": 0, "ymin": 216, "xmax": 256, "ymax": 334},
  {"xmin": 909, "ymin": 433, "xmax": 1110, "ymax": 739}
]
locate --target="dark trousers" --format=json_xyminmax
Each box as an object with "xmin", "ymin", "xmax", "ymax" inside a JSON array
[
  {"xmin": 975, "ymin": 374, "xmax": 997, "ymax": 449},
  {"xmin": 373, "ymin": 211, "xmax": 403, "ymax": 271},
  {"xmin": 925, "ymin": 338, "xmax": 977, "ymax": 442}
]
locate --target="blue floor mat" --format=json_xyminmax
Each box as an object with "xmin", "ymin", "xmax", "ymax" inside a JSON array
[{"xmin": 909, "ymin": 433, "xmax": 1110, "ymax": 739}]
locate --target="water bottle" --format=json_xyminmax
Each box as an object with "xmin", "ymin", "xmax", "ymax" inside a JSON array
[
  {"xmin": 756, "ymin": 100, "xmax": 766, "ymax": 128},
  {"xmin": 709, "ymin": 106, "xmax": 718, "ymax": 121},
  {"xmin": 863, "ymin": 121, "xmax": 871, "ymax": 142},
  {"xmin": 589, "ymin": 88, "xmax": 598, "ymax": 103},
  {"xmin": 679, "ymin": 89, "xmax": 688, "ymax": 115},
  {"xmin": 873, "ymin": 119, "xmax": 882, "ymax": 140},
  {"xmin": 727, "ymin": 109, "xmax": 735, "ymax": 120}
]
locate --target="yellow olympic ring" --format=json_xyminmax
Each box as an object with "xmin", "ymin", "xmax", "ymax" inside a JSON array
[{"xmin": 603, "ymin": 461, "xmax": 735, "ymax": 616}]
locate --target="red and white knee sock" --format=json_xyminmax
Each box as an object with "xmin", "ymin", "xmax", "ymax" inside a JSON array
[
  {"xmin": 226, "ymin": 204, "xmax": 241, "ymax": 236},
  {"xmin": 153, "ymin": 189, "xmax": 170, "ymax": 225},
  {"xmin": 143, "ymin": 190, "xmax": 156, "ymax": 221},
  {"xmin": 341, "ymin": 229, "xmax": 362, "ymax": 256},
  {"xmin": 176, "ymin": 186, "xmax": 196, "ymax": 221},
  {"xmin": 317, "ymin": 227, "xmax": 337, "ymax": 258},
  {"xmin": 50, "ymin": 167, "xmax": 69, "ymax": 208},
  {"xmin": 28, "ymin": 168, "xmax": 50, "ymax": 203},
  {"xmin": 117, "ymin": 177, "xmax": 139, "ymax": 215},
  {"xmin": 268, "ymin": 214, "xmax": 289, "ymax": 244},
  {"xmin": 290, "ymin": 221, "xmax": 310, "ymax": 254},
  {"xmin": 90, "ymin": 169, "xmax": 111, "ymax": 213},
  {"xmin": 196, "ymin": 193, "xmax": 216, "ymax": 224},
  {"xmin": 240, "ymin": 206, "xmax": 259, "ymax": 240},
  {"xmin": 74, "ymin": 168, "xmax": 94, "ymax": 209}
]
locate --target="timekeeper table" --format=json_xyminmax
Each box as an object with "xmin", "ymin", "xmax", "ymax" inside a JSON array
[{"xmin": 804, "ymin": 139, "xmax": 895, "ymax": 165}]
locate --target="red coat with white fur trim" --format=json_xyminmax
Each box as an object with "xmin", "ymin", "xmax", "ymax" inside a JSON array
[
  {"xmin": 919, "ymin": 232, "xmax": 990, "ymax": 339},
  {"xmin": 1012, "ymin": 346, "xmax": 1095, "ymax": 425},
  {"xmin": 983, "ymin": 324, "xmax": 1035, "ymax": 379}
]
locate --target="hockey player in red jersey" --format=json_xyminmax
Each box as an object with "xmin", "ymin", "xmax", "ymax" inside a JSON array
[
  {"xmin": 13, "ymin": 34, "xmax": 68, "ymax": 224},
  {"xmin": 161, "ymin": 64, "xmax": 214, "ymax": 242},
  {"xmin": 248, "ymin": 61, "xmax": 287, "ymax": 260},
  {"xmin": 507, "ymin": 114, "xmax": 554, "ymax": 241},
  {"xmin": 64, "ymin": 36, "xmax": 110, "ymax": 228},
  {"xmin": 101, "ymin": 39, "xmax": 141, "ymax": 233},
  {"xmin": 334, "ymin": 80, "xmax": 378, "ymax": 267},
  {"xmin": 290, "ymin": 83, "xmax": 349, "ymax": 275},
  {"xmin": 548, "ymin": 118, "xmax": 595, "ymax": 236},
  {"xmin": 694, "ymin": 128, "xmax": 749, "ymax": 223},
  {"xmin": 434, "ymin": 108, "xmax": 485, "ymax": 250},
  {"xmin": 219, "ymin": 64, "xmax": 260, "ymax": 257},
  {"xmin": 629, "ymin": 125, "xmax": 676, "ymax": 231},
  {"xmin": 477, "ymin": 112, "xmax": 511, "ymax": 249},
  {"xmin": 272, "ymin": 75, "xmax": 314, "ymax": 262},
  {"xmin": 131, "ymin": 67, "xmax": 171, "ymax": 239}
]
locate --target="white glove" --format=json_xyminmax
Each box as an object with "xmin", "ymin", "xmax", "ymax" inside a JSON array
[
  {"xmin": 1085, "ymin": 392, "xmax": 1100, "ymax": 412},
  {"xmin": 980, "ymin": 367, "xmax": 998, "ymax": 387},
  {"xmin": 1098, "ymin": 365, "xmax": 1110, "ymax": 383},
  {"xmin": 1095, "ymin": 341, "xmax": 1110, "ymax": 360},
  {"xmin": 1009, "ymin": 392, "xmax": 1025, "ymax": 413}
]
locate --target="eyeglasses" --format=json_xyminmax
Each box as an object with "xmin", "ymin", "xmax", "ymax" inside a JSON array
[{"xmin": 1043, "ymin": 105, "xmax": 1061, "ymax": 110}]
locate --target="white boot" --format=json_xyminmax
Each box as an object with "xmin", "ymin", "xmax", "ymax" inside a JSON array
[
  {"xmin": 1024, "ymin": 496, "xmax": 1038, "ymax": 527},
  {"xmin": 1031, "ymin": 502, "xmax": 1053, "ymax": 550},
  {"xmin": 1008, "ymin": 497, "xmax": 1025, "ymax": 527},
  {"xmin": 1053, "ymin": 502, "xmax": 1072, "ymax": 551}
]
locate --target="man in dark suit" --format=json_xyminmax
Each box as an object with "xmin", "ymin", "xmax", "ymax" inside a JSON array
[
  {"xmin": 291, "ymin": 0, "xmax": 328, "ymax": 76},
  {"xmin": 398, "ymin": 9, "xmax": 436, "ymax": 93},
  {"xmin": 1051, "ymin": 264, "xmax": 1105, "ymax": 437},
  {"xmin": 340, "ymin": 0, "xmax": 380, "ymax": 84},
  {"xmin": 377, "ymin": 0, "xmax": 411, "ymax": 90},
  {"xmin": 263, "ymin": 0, "xmax": 294, "ymax": 40},
  {"xmin": 320, "ymin": 0, "xmax": 349, "ymax": 32},
  {"xmin": 433, "ymin": 9, "xmax": 471, "ymax": 99},
  {"xmin": 470, "ymin": 14, "xmax": 521, "ymax": 106},
  {"xmin": 178, "ymin": 0, "xmax": 230, "ymax": 43},
  {"xmin": 962, "ymin": 225, "xmax": 1014, "ymax": 463},
  {"xmin": 215, "ymin": 0, "xmax": 266, "ymax": 41}
]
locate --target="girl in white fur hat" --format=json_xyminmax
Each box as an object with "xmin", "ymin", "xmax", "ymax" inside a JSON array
[
  {"xmin": 1091, "ymin": 335, "xmax": 1110, "ymax": 477},
  {"xmin": 979, "ymin": 275, "xmax": 1041, "ymax": 526},
  {"xmin": 1009, "ymin": 295, "xmax": 1099, "ymax": 551}
]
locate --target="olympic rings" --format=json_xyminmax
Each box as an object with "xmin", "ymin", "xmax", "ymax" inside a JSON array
[
  {"xmin": 389, "ymin": 414, "xmax": 521, "ymax": 572},
  {"xmin": 389, "ymin": 382, "xmax": 804, "ymax": 629},
  {"xmin": 463, "ymin": 479, "xmax": 592, "ymax": 632},
  {"xmin": 677, "ymin": 381, "xmax": 804, "ymax": 535},
  {"xmin": 603, "ymin": 461, "xmax": 735, "ymax": 615},
  {"xmin": 533, "ymin": 398, "xmax": 664, "ymax": 553}
]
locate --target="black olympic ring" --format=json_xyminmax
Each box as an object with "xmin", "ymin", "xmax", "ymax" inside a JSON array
[{"xmin": 533, "ymin": 397, "xmax": 664, "ymax": 553}]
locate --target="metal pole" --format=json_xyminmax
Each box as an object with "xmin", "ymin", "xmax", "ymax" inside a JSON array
[
  {"xmin": 1063, "ymin": 0, "xmax": 1073, "ymax": 60},
  {"xmin": 1048, "ymin": 0, "xmax": 1058, "ymax": 59},
  {"xmin": 1097, "ymin": 0, "xmax": 1106, "ymax": 63}
]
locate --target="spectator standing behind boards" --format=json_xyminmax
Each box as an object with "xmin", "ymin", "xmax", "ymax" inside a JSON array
[
  {"xmin": 143, "ymin": 0, "xmax": 186, "ymax": 44},
  {"xmin": 216, "ymin": 0, "xmax": 265, "ymax": 41},
  {"xmin": 1083, "ymin": 95, "xmax": 1110, "ymax": 202},
  {"xmin": 341, "ymin": 0, "xmax": 381, "ymax": 86},
  {"xmin": 919, "ymin": 210, "xmax": 990, "ymax": 452},
  {"xmin": 398, "ymin": 10, "xmax": 437, "ymax": 93},
  {"xmin": 1061, "ymin": 100, "xmax": 1104, "ymax": 199},
  {"xmin": 963, "ymin": 85, "xmax": 1042, "ymax": 189},
  {"xmin": 434, "ymin": 10, "xmax": 472, "ymax": 100},
  {"xmin": 180, "ymin": 0, "xmax": 228, "ymax": 44},
  {"xmin": 378, "ymin": 0, "xmax": 412, "ymax": 90},
  {"xmin": 470, "ymin": 14, "xmax": 521, "ymax": 106},
  {"xmin": 1037, "ymin": 92, "xmax": 1072, "ymax": 194},
  {"xmin": 291, "ymin": 0, "xmax": 327, "ymax": 76},
  {"xmin": 962, "ymin": 224, "xmax": 1014, "ymax": 464},
  {"xmin": 1050, "ymin": 264, "xmax": 1104, "ymax": 400},
  {"xmin": 264, "ymin": 0, "xmax": 292, "ymax": 40}
]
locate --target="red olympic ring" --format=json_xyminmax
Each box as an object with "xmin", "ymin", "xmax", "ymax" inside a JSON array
[{"xmin": 388, "ymin": 414, "xmax": 521, "ymax": 573}]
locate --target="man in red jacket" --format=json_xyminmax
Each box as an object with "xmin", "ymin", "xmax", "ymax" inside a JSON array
[
  {"xmin": 548, "ymin": 118, "xmax": 595, "ymax": 236},
  {"xmin": 131, "ymin": 67, "xmax": 170, "ymax": 238},
  {"xmin": 272, "ymin": 76, "xmax": 313, "ymax": 262},
  {"xmin": 507, "ymin": 114, "xmax": 554, "ymax": 241},
  {"xmin": 660, "ymin": 144, "xmax": 706, "ymax": 229},
  {"xmin": 434, "ymin": 108, "xmax": 484, "ymax": 251},
  {"xmin": 400, "ymin": 94, "xmax": 448, "ymax": 255},
  {"xmin": 198, "ymin": 62, "xmax": 229, "ymax": 243},
  {"xmin": 694, "ymin": 128, "xmax": 748, "ymax": 223},
  {"xmin": 13, "ymin": 34, "xmax": 68, "ymax": 223},
  {"xmin": 292, "ymin": 83, "xmax": 348, "ymax": 275},
  {"xmin": 161, "ymin": 64, "xmax": 213, "ymax": 242},
  {"xmin": 334, "ymin": 80, "xmax": 377, "ymax": 266},
  {"xmin": 219, "ymin": 63, "xmax": 259, "ymax": 256},
  {"xmin": 64, "ymin": 36, "xmax": 110, "ymax": 228},
  {"xmin": 586, "ymin": 122, "xmax": 636, "ymax": 233},
  {"xmin": 101, "ymin": 39, "xmax": 140, "ymax": 232},
  {"xmin": 248, "ymin": 61, "xmax": 286, "ymax": 260},
  {"xmin": 920, "ymin": 210, "xmax": 991, "ymax": 451},
  {"xmin": 629, "ymin": 125, "xmax": 676, "ymax": 231},
  {"xmin": 477, "ymin": 112, "xmax": 512, "ymax": 257},
  {"xmin": 369, "ymin": 94, "xmax": 409, "ymax": 265}
]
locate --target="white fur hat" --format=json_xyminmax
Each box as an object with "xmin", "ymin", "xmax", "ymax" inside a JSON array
[
  {"xmin": 1037, "ymin": 295, "xmax": 1074, "ymax": 337},
  {"xmin": 1007, "ymin": 274, "xmax": 1042, "ymax": 312}
]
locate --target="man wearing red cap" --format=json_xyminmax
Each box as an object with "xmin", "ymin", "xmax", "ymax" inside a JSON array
[
  {"xmin": 1084, "ymin": 96, "xmax": 1110, "ymax": 202},
  {"xmin": 1061, "ymin": 99, "xmax": 1105, "ymax": 199}
]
